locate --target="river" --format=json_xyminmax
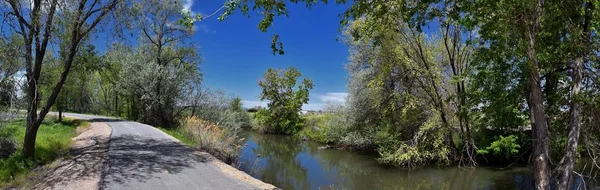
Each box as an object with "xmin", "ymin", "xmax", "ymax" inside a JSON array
[{"xmin": 234, "ymin": 131, "xmax": 598, "ymax": 190}]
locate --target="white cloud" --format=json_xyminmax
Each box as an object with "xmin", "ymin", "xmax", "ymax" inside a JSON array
[
  {"xmin": 318, "ymin": 92, "xmax": 348, "ymax": 104},
  {"xmin": 242, "ymin": 100, "xmax": 326, "ymax": 111},
  {"xmin": 243, "ymin": 92, "xmax": 348, "ymax": 111},
  {"xmin": 181, "ymin": 1, "xmax": 216, "ymax": 34},
  {"xmin": 241, "ymin": 100, "xmax": 268, "ymax": 108},
  {"xmin": 12, "ymin": 71, "xmax": 26, "ymax": 98},
  {"xmin": 302, "ymin": 103, "xmax": 325, "ymax": 111},
  {"xmin": 182, "ymin": 0, "xmax": 194, "ymax": 13},
  {"xmin": 195, "ymin": 24, "xmax": 216, "ymax": 34}
]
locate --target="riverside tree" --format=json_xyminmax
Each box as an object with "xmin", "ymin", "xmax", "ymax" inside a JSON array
[{"xmin": 256, "ymin": 67, "xmax": 313, "ymax": 135}]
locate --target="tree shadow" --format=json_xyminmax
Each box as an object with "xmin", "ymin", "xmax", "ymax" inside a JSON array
[
  {"xmin": 83, "ymin": 118, "xmax": 124, "ymax": 123},
  {"xmin": 31, "ymin": 133, "xmax": 110, "ymax": 189},
  {"xmin": 101, "ymin": 135, "xmax": 213, "ymax": 187}
]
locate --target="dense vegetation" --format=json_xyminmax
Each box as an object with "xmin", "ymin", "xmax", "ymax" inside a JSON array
[
  {"xmin": 0, "ymin": 0, "xmax": 599, "ymax": 189},
  {"xmin": 226, "ymin": 0, "xmax": 600, "ymax": 188}
]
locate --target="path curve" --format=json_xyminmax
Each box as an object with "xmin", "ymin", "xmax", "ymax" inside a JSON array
[{"xmin": 63, "ymin": 113, "xmax": 276, "ymax": 190}]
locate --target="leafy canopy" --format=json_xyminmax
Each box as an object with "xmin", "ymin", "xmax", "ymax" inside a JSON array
[{"xmin": 256, "ymin": 67, "xmax": 313, "ymax": 134}]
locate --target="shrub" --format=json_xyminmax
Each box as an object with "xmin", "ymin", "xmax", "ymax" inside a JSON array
[
  {"xmin": 0, "ymin": 138, "xmax": 16, "ymax": 159},
  {"xmin": 477, "ymin": 135, "xmax": 521, "ymax": 158},
  {"xmin": 192, "ymin": 88, "xmax": 251, "ymax": 131},
  {"xmin": 376, "ymin": 114, "xmax": 451, "ymax": 167},
  {"xmin": 181, "ymin": 116, "xmax": 243, "ymax": 163},
  {"xmin": 298, "ymin": 115, "xmax": 332, "ymax": 143}
]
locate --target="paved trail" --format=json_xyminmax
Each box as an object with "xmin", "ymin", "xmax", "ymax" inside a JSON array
[{"xmin": 63, "ymin": 113, "xmax": 272, "ymax": 190}]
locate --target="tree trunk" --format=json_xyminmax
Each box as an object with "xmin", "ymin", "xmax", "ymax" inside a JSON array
[
  {"xmin": 521, "ymin": 0, "xmax": 550, "ymax": 188},
  {"xmin": 556, "ymin": 56, "xmax": 584, "ymax": 190},
  {"xmin": 22, "ymin": 121, "xmax": 39, "ymax": 158},
  {"xmin": 23, "ymin": 83, "xmax": 39, "ymax": 158},
  {"xmin": 114, "ymin": 88, "xmax": 118, "ymax": 116},
  {"xmin": 526, "ymin": 64, "xmax": 551, "ymax": 190},
  {"xmin": 58, "ymin": 105, "xmax": 63, "ymax": 123},
  {"xmin": 556, "ymin": 3, "xmax": 592, "ymax": 189}
]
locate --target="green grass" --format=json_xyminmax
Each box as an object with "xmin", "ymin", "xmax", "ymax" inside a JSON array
[
  {"xmin": 0, "ymin": 118, "xmax": 82, "ymax": 187},
  {"xmin": 158, "ymin": 127, "xmax": 196, "ymax": 146}
]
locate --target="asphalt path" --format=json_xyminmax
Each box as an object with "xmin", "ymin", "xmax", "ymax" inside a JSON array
[{"xmin": 62, "ymin": 113, "xmax": 260, "ymax": 190}]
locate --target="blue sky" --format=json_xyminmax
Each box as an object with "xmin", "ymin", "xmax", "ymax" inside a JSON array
[{"xmin": 184, "ymin": 0, "xmax": 351, "ymax": 110}]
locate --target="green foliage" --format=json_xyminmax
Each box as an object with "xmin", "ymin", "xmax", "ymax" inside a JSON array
[
  {"xmin": 376, "ymin": 111, "xmax": 450, "ymax": 167},
  {"xmin": 255, "ymin": 67, "xmax": 313, "ymax": 135},
  {"xmin": 0, "ymin": 119, "xmax": 79, "ymax": 186},
  {"xmin": 477, "ymin": 135, "xmax": 521, "ymax": 158},
  {"xmin": 192, "ymin": 88, "xmax": 251, "ymax": 131},
  {"xmin": 298, "ymin": 114, "xmax": 336, "ymax": 143},
  {"xmin": 230, "ymin": 97, "xmax": 243, "ymax": 112}
]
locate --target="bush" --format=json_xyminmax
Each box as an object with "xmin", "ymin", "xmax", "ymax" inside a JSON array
[
  {"xmin": 376, "ymin": 114, "xmax": 451, "ymax": 167},
  {"xmin": 0, "ymin": 138, "xmax": 16, "ymax": 159},
  {"xmin": 477, "ymin": 135, "xmax": 521, "ymax": 158},
  {"xmin": 192, "ymin": 88, "xmax": 252, "ymax": 131},
  {"xmin": 181, "ymin": 117, "xmax": 243, "ymax": 163},
  {"xmin": 298, "ymin": 114, "xmax": 333, "ymax": 143}
]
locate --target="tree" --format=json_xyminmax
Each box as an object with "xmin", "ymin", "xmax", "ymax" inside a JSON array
[
  {"xmin": 337, "ymin": 0, "xmax": 598, "ymax": 188},
  {"xmin": 42, "ymin": 44, "xmax": 101, "ymax": 122},
  {"xmin": 256, "ymin": 67, "xmax": 313, "ymax": 134},
  {"xmin": 126, "ymin": 0, "xmax": 200, "ymax": 127},
  {"xmin": 230, "ymin": 97, "xmax": 243, "ymax": 112},
  {"xmin": 0, "ymin": 35, "xmax": 24, "ymax": 108},
  {"xmin": 2, "ymin": 0, "xmax": 120, "ymax": 158}
]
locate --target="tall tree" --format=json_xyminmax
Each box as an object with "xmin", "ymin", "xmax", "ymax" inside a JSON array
[
  {"xmin": 2, "ymin": 0, "xmax": 120, "ymax": 158},
  {"xmin": 128, "ymin": 0, "xmax": 200, "ymax": 127},
  {"xmin": 556, "ymin": 1, "xmax": 596, "ymax": 189},
  {"xmin": 256, "ymin": 67, "xmax": 313, "ymax": 134}
]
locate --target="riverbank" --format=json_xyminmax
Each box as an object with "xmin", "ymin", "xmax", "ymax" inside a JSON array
[{"xmin": 234, "ymin": 130, "xmax": 599, "ymax": 190}]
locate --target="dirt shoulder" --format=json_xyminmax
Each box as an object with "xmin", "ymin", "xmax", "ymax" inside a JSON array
[{"xmin": 31, "ymin": 121, "xmax": 111, "ymax": 190}]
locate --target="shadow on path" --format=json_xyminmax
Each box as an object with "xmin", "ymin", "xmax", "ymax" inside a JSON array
[
  {"xmin": 101, "ymin": 135, "xmax": 214, "ymax": 187},
  {"xmin": 83, "ymin": 118, "xmax": 124, "ymax": 123},
  {"xmin": 32, "ymin": 125, "xmax": 110, "ymax": 189}
]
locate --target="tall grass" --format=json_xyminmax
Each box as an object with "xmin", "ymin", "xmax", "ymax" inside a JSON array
[
  {"xmin": 0, "ymin": 118, "xmax": 82, "ymax": 186},
  {"xmin": 160, "ymin": 117, "xmax": 243, "ymax": 164},
  {"xmin": 180, "ymin": 117, "xmax": 243, "ymax": 164}
]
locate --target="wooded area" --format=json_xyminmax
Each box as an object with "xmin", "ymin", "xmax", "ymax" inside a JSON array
[{"xmin": 0, "ymin": 0, "xmax": 599, "ymax": 189}]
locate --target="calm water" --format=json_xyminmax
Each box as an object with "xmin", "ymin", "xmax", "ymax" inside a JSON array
[{"xmin": 235, "ymin": 131, "xmax": 598, "ymax": 190}]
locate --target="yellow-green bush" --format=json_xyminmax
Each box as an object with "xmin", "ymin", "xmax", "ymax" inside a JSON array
[{"xmin": 180, "ymin": 116, "xmax": 243, "ymax": 163}]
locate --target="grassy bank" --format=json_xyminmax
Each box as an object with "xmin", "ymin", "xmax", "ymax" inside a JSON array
[
  {"xmin": 0, "ymin": 117, "xmax": 86, "ymax": 187},
  {"xmin": 159, "ymin": 117, "xmax": 243, "ymax": 164},
  {"xmin": 158, "ymin": 127, "xmax": 196, "ymax": 146}
]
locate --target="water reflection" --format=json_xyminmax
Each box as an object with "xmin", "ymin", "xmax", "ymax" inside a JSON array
[{"xmin": 235, "ymin": 131, "xmax": 597, "ymax": 190}]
